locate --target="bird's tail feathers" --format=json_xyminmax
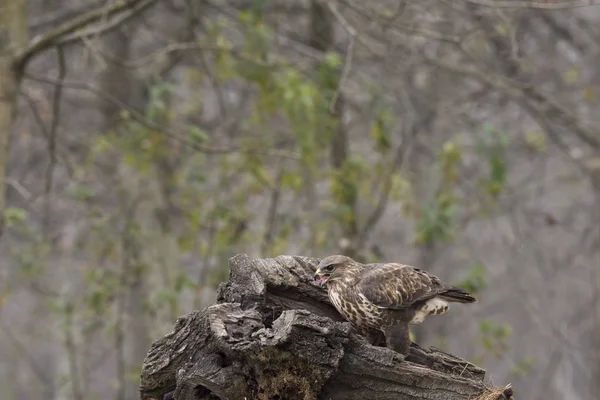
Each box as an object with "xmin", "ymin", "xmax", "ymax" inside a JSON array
[{"xmin": 440, "ymin": 285, "xmax": 477, "ymax": 303}]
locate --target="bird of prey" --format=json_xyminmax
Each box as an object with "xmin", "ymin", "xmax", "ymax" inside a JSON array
[{"xmin": 313, "ymin": 255, "xmax": 477, "ymax": 355}]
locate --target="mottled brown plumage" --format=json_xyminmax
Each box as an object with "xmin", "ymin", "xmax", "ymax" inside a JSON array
[{"xmin": 313, "ymin": 255, "xmax": 477, "ymax": 355}]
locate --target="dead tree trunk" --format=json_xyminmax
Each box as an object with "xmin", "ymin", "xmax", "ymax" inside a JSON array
[{"xmin": 139, "ymin": 254, "xmax": 513, "ymax": 400}]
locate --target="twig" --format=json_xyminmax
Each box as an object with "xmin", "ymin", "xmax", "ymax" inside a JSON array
[
  {"xmin": 20, "ymin": 89, "xmax": 76, "ymax": 179},
  {"xmin": 393, "ymin": 25, "xmax": 461, "ymax": 44},
  {"xmin": 20, "ymin": 90, "xmax": 50, "ymax": 137},
  {"xmin": 96, "ymin": 41, "xmax": 283, "ymax": 71},
  {"xmin": 57, "ymin": 0, "xmax": 158, "ymax": 45},
  {"xmin": 64, "ymin": 302, "xmax": 84, "ymax": 400},
  {"xmin": 458, "ymin": 0, "xmax": 600, "ymax": 9},
  {"xmin": 112, "ymin": 42, "xmax": 220, "ymax": 69},
  {"xmin": 423, "ymin": 55, "xmax": 600, "ymax": 152},
  {"xmin": 16, "ymin": 0, "xmax": 158, "ymax": 65},
  {"xmin": 340, "ymin": 0, "xmax": 461, "ymax": 43},
  {"xmin": 196, "ymin": 44, "xmax": 229, "ymax": 120},
  {"xmin": 192, "ymin": 3, "xmax": 230, "ymax": 121},
  {"xmin": 79, "ymin": 35, "xmax": 109, "ymax": 70},
  {"xmin": 0, "ymin": 318, "xmax": 52, "ymax": 390},
  {"xmin": 23, "ymin": 73, "xmax": 301, "ymax": 159},
  {"xmin": 5, "ymin": 178, "xmax": 32, "ymax": 202},
  {"xmin": 449, "ymin": 13, "xmax": 600, "ymax": 154},
  {"xmin": 357, "ymin": 124, "xmax": 416, "ymax": 247},
  {"xmin": 29, "ymin": 1, "xmax": 103, "ymax": 30}
]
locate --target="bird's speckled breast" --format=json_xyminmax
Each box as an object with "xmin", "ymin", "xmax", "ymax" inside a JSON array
[{"xmin": 327, "ymin": 281, "xmax": 383, "ymax": 329}]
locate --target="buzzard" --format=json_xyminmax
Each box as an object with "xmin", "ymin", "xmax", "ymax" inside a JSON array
[{"xmin": 313, "ymin": 255, "xmax": 476, "ymax": 355}]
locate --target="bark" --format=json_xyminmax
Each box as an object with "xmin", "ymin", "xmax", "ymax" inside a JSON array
[
  {"xmin": 139, "ymin": 254, "xmax": 514, "ymax": 400},
  {"xmin": 0, "ymin": 0, "xmax": 28, "ymax": 235}
]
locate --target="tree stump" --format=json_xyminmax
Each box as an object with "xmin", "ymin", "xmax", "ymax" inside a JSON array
[{"xmin": 139, "ymin": 254, "xmax": 514, "ymax": 400}]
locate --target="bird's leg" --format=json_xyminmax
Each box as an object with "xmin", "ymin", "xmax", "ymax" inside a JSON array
[
  {"xmin": 363, "ymin": 329, "xmax": 386, "ymax": 347},
  {"xmin": 383, "ymin": 324, "xmax": 411, "ymax": 356},
  {"xmin": 363, "ymin": 330, "xmax": 378, "ymax": 345}
]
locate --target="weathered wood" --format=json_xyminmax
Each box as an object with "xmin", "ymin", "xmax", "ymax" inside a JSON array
[{"xmin": 140, "ymin": 254, "xmax": 512, "ymax": 400}]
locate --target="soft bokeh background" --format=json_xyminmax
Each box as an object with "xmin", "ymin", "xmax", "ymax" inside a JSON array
[{"xmin": 1, "ymin": 1, "xmax": 599, "ymax": 399}]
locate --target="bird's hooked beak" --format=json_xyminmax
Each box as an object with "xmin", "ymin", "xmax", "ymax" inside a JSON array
[{"xmin": 313, "ymin": 268, "xmax": 331, "ymax": 287}]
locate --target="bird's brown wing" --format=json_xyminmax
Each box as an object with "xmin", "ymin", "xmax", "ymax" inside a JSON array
[{"xmin": 358, "ymin": 263, "xmax": 447, "ymax": 309}]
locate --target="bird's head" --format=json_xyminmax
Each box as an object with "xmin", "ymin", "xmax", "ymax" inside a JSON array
[{"xmin": 313, "ymin": 255, "xmax": 357, "ymax": 287}]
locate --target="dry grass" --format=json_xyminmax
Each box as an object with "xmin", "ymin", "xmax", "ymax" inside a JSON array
[{"xmin": 475, "ymin": 383, "xmax": 514, "ymax": 400}]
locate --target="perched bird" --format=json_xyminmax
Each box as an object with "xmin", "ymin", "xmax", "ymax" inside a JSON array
[{"xmin": 313, "ymin": 255, "xmax": 477, "ymax": 355}]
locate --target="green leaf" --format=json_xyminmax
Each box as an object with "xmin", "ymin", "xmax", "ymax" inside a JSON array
[
  {"xmin": 4, "ymin": 207, "xmax": 27, "ymax": 227},
  {"xmin": 583, "ymin": 87, "xmax": 597, "ymax": 102},
  {"xmin": 188, "ymin": 126, "xmax": 210, "ymax": 143},
  {"xmin": 120, "ymin": 110, "xmax": 131, "ymax": 120},
  {"xmin": 495, "ymin": 22, "xmax": 509, "ymax": 36},
  {"xmin": 371, "ymin": 111, "xmax": 393, "ymax": 154},
  {"xmin": 414, "ymin": 192, "xmax": 458, "ymax": 245},
  {"xmin": 281, "ymin": 171, "xmax": 303, "ymax": 191},
  {"xmin": 324, "ymin": 52, "xmax": 343, "ymax": 69},
  {"xmin": 510, "ymin": 357, "xmax": 535, "ymax": 378},
  {"xmin": 67, "ymin": 184, "xmax": 94, "ymax": 201},
  {"xmin": 563, "ymin": 66, "xmax": 580, "ymax": 84},
  {"xmin": 173, "ymin": 272, "xmax": 193, "ymax": 293},
  {"xmin": 478, "ymin": 318, "xmax": 512, "ymax": 357},
  {"xmin": 390, "ymin": 174, "xmax": 412, "ymax": 202},
  {"xmin": 177, "ymin": 234, "xmax": 195, "ymax": 252},
  {"xmin": 524, "ymin": 130, "xmax": 546, "ymax": 152},
  {"xmin": 474, "ymin": 124, "xmax": 509, "ymax": 201},
  {"xmin": 453, "ymin": 264, "xmax": 487, "ymax": 294}
]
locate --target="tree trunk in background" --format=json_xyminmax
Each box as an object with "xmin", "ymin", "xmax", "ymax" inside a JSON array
[
  {"xmin": 96, "ymin": 27, "xmax": 150, "ymax": 400},
  {"xmin": 121, "ymin": 216, "xmax": 150, "ymax": 400},
  {"xmin": 404, "ymin": 68, "xmax": 443, "ymax": 347},
  {"xmin": 589, "ymin": 163, "xmax": 600, "ymax": 395},
  {"xmin": 97, "ymin": 28, "xmax": 136, "ymax": 132},
  {"xmin": 0, "ymin": 0, "xmax": 28, "ymax": 234},
  {"xmin": 0, "ymin": 2, "xmax": 61, "ymax": 399},
  {"xmin": 309, "ymin": 0, "xmax": 358, "ymax": 259}
]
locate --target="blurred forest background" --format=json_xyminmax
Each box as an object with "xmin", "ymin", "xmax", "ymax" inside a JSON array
[{"xmin": 1, "ymin": 0, "xmax": 599, "ymax": 399}]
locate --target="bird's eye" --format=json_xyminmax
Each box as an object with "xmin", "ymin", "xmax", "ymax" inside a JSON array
[{"xmin": 323, "ymin": 264, "xmax": 334, "ymax": 272}]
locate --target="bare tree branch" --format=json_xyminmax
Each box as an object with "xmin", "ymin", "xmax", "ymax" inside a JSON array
[
  {"xmin": 0, "ymin": 318, "xmax": 54, "ymax": 391},
  {"xmin": 16, "ymin": 0, "xmax": 159, "ymax": 65},
  {"xmin": 457, "ymin": 0, "xmax": 600, "ymax": 9},
  {"xmin": 57, "ymin": 0, "xmax": 159, "ymax": 46},
  {"xmin": 424, "ymin": 55, "xmax": 600, "ymax": 151},
  {"xmin": 29, "ymin": 1, "xmax": 103, "ymax": 30},
  {"xmin": 23, "ymin": 73, "xmax": 301, "ymax": 159},
  {"xmin": 357, "ymin": 126, "xmax": 416, "ymax": 248},
  {"xmin": 20, "ymin": 89, "xmax": 76, "ymax": 180}
]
